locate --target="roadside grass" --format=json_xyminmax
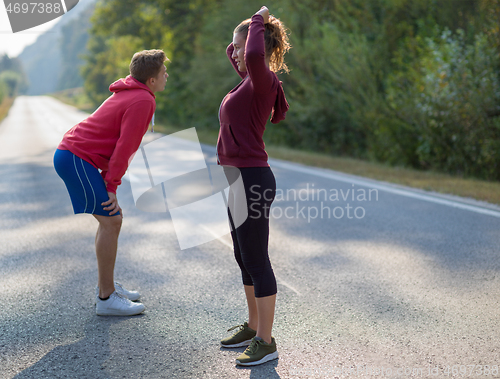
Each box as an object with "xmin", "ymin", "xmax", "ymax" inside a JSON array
[
  {"xmin": 43, "ymin": 89, "xmax": 500, "ymax": 206},
  {"xmin": 265, "ymin": 145, "xmax": 500, "ymax": 206},
  {"xmin": 0, "ymin": 96, "xmax": 14, "ymax": 124},
  {"xmin": 154, "ymin": 124, "xmax": 500, "ymax": 206},
  {"xmin": 49, "ymin": 88, "xmax": 95, "ymax": 113}
]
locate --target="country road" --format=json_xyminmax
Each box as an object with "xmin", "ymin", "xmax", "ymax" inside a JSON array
[{"xmin": 1, "ymin": 96, "xmax": 499, "ymax": 379}]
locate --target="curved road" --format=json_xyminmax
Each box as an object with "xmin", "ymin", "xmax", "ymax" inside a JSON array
[{"xmin": 1, "ymin": 96, "xmax": 499, "ymax": 378}]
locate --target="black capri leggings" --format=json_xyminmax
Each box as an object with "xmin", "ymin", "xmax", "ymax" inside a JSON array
[{"xmin": 224, "ymin": 166, "xmax": 277, "ymax": 298}]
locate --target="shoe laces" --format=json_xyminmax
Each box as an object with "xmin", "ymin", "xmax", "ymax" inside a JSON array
[
  {"xmin": 227, "ymin": 324, "xmax": 245, "ymax": 333},
  {"xmin": 244, "ymin": 338, "xmax": 260, "ymax": 355},
  {"xmin": 113, "ymin": 291, "xmax": 130, "ymax": 303}
]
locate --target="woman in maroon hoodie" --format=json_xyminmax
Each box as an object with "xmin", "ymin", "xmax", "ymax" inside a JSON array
[{"xmin": 217, "ymin": 6, "xmax": 291, "ymax": 366}]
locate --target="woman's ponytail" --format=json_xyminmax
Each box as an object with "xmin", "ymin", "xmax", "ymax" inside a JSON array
[
  {"xmin": 234, "ymin": 15, "xmax": 291, "ymax": 74},
  {"xmin": 264, "ymin": 16, "xmax": 291, "ymax": 73}
]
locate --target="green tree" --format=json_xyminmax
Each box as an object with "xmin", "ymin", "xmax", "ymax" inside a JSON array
[
  {"xmin": 0, "ymin": 71, "xmax": 25, "ymax": 97},
  {"xmin": 0, "ymin": 54, "xmax": 28, "ymax": 95},
  {"xmin": 80, "ymin": 0, "xmax": 500, "ymax": 180},
  {"xmin": 386, "ymin": 30, "xmax": 500, "ymax": 178},
  {"xmin": 0, "ymin": 80, "xmax": 6, "ymax": 103},
  {"xmin": 82, "ymin": 0, "xmax": 218, "ymax": 111}
]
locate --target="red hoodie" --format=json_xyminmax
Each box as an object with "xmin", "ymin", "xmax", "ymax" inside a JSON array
[
  {"xmin": 58, "ymin": 75, "xmax": 156, "ymax": 193},
  {"xmin": 217, "ymin": 14, "xmax": 289, "ymax": 168}
]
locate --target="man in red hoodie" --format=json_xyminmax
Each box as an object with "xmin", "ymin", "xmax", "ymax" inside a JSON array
[{"xmin": 53, "ymin": 49, "xmax": 168, "ymax": 316}]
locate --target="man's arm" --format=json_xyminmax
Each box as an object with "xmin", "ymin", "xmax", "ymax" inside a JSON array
[{"xmin": 104, "ymin": 100, "xmax": 155, "ymax": 194}]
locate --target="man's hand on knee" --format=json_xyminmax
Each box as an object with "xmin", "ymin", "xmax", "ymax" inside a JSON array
[{"xmin": 102, "ymin": 192, "xmax": 122, "ymax": 217}]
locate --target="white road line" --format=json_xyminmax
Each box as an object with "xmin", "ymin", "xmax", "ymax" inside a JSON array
[
  {"xmin": 130, "ymin": 133, "xmax": 498, "ymax": 219},
  {"xmin": 274, "ymin": 275, "xmax": 302, "ymax": 296},
  {"xmin": 215, "ymin": 235, "xmax": 233, "ymax": 249},
  {"xmin": 122, "ymin": 135, "xmax": 500, "ymax": 299},
  {"xmin": 269, "ymin": 159, "xmax": 500, "ymax": 219}
]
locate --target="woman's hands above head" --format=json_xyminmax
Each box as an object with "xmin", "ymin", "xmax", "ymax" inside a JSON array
[{"xmin": 255, "ymin": 6, "xmax": 269, "ymax": 24}]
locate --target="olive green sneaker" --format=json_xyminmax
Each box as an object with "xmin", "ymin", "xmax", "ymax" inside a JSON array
[
  {"xmin": 220, "ymin": 322, "xmax": 257, "ymax": 348},
  {"xmin": 236, "ymin": 337, "xmax": 278, "ymax": 366}
]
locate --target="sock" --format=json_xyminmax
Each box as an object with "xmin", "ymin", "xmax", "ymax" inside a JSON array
[{"xmin": 99, "ymin": 295, "xmax": 110, "ymax": 301}]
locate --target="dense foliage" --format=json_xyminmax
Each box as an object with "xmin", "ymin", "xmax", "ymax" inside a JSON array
[
  {"xmin": 0, "ymin": 54, "xmax": 28, "ymax": 102},
  {"xmin": 82, "ymin": 0, "xmax": 500, "ymax": 180}
]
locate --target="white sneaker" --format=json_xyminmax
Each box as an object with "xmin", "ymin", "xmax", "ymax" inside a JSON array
[
  {"xmin": 96, "ymin": 291, "xmax": 145, "ymax": 316},
  {"xmin": 95, "ymin": 282, "xmax": 141, "ymax": 302}
]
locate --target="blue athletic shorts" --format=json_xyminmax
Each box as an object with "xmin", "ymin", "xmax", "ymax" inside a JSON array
[{"xmin": 53, "ymin": 149, "xmax": 120, "ymax": 217}]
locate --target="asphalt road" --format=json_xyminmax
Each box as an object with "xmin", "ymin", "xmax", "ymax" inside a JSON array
[{"xmin": 1, "ymin": 96, "xmax": 499, "ymax": 379}]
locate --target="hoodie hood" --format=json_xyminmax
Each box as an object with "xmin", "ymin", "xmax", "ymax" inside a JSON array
[
  {"xmin": 270, "ymin": 81, "xmax": 289, "ymax": 124},
  {"xmin": 109, "ymin": 75, "xmax": 155, "ymax": 98}
]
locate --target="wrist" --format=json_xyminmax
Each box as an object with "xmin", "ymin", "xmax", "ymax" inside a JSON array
[{"xmin": 254, "ymin": 6, "xmax": 269, "ymax": 23}]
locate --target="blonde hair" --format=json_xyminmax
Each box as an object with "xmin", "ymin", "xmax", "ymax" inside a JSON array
[
  {"xmin": 234, "ymin": 15, "xmax": 291, "ymax": 73},
  {"xmin": 129, "ymin": 49, "xmax": 169, "ymax": 84}
]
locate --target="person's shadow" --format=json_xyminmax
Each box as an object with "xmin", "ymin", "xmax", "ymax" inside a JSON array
[
  {"xmin": 222, "ymin": 346, "xmax": 282, "ymax": 378},
  {"xmin": 14, "ymin": 314, "xmax": 139, "ymax": 379},
  {"xmin": 243, "ymin": 360, "xmax": 281, "ymax": 379}
]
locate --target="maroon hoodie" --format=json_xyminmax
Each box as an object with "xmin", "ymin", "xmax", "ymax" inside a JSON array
[
  {"xmin": 58, "ymin": 75, "xmax": 156, "ymax": 193},
  {"xmin": 217, "ymin": 14, "xmax": 289, "ymax": 167}
]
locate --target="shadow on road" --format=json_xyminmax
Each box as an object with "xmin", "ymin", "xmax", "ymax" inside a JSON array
[
  {"xmin": 237, "ymin": 359, "xmax": 281, "ymax": 378},
  {"xmin": 218, "ymin": 346, "xmax": 282, "ymax": 378},
  {"xmin": 0, "ymin": 149, "xmax": 73, "ymax": 229},
  {"xmin": 13, "ymin": 316, "xmax": 135, "ymax": 379}
]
